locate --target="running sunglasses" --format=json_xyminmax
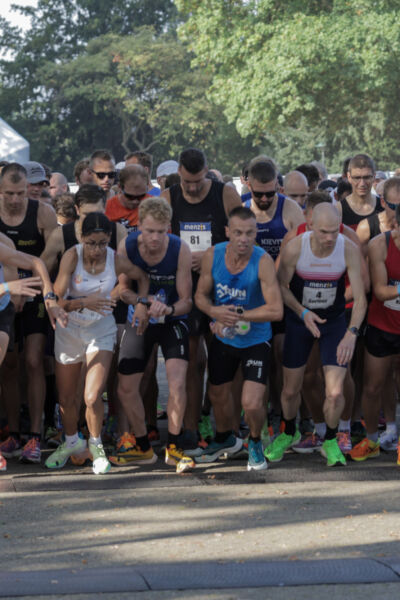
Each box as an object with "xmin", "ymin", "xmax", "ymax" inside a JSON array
[
  {"xmin": 122, "ymin": 190, "xmax": 147, "ymax": 202},
  {"xmin": 91, "ymin": 170, "xmax": 117, "ymax": 180},
  {"xmin": 384, "ymin": 197, "xmax": 398, "ymax": 211},
  {"xmin": 251, "ymin": 189, "xmax": 276, "ymax": 199}
]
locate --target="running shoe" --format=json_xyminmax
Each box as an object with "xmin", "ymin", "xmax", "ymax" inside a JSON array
[
  {"xmin": 109, "ymin": 432, "xmax": 157, "ymax": 466},
  {"xmin": 349, "ymin": 437, "xmax": 380, "ymax": 462},
  {"xmin": 20, "ymin": 437, "xmax": 41, "ymax": 464},
  {"xmin": 194, "ymin": 434, "xmax": 243, "ymax": 464},
  {"xmin": 198, "ymin": 414, "xmax": 214, "ymax": 442},
  {"xmin": 165, "ymin": 444, "xmax": 195, "ymax": 473},
  {"xmin": 264, "ymin": 430, "xmax": 301, "ymax": 463},
  {"xmin": 70, "ymin": 447, "xmax": 93, "ymax": 466},
  {"xmin": 299, "ymin": 417, "xmax": 314, "ymax": 436},
  {"xmin": 247, "ymin": 439, "xmax": 268, "ymax": 471},
  {"xmin": 336, "ymin": 431, "xmax": 352, "ymax": 454},
  {"xmin": 89, "ymin": 441, "xmax": 111, "ymax": 475},
  {"xmin": 379, "ymin": 430, "xmax": 398, "ymax": 452},
  {"xmin": 321, "ymin": 438, "xmax": 346, "ymax": 467},
  {"xmin": 292, "ymin": 432, "xmax": 323, "ymax": 454},
  {"xmin": 45, "ymin": 437, "xmax": 87, "ymax": 469},
  {"xmin": 0, "ymin": 435, "xmax": 22, "ymax": 458},
  {"xmin": 0, "ymin": 452, "xmax": 6, "ymax": 471},
  {"xmin": 261, "ymin": 422, "xmax": 272, "ymax": 448}
]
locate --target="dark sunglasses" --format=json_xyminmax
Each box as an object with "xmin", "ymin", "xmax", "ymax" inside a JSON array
[
  {"xmin": 122, "ymin": 189, "xmax": 147, "ymax": 202},
  {"xmin": 92, "ymin": 170, "xmax": 116, "ymax": 180},
  {"xmin": 251, "ymin": 189, "xmax": 276, "ymax": 199},
  {"xmin": 384, "ymin": 198, "xmax": 398, "ymax": 211}
]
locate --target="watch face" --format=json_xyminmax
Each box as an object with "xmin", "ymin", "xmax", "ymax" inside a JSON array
[{"xmin": 236, "ymin": 307, "xmax": 244, "ymax": 315}]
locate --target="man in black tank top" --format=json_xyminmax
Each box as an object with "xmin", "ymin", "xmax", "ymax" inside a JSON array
[
  {"xmin": 0, "ymin": 163, "xmax": 58, "ymax": 463},
  {"xmin": 162, "ymin": 148, "xmax": 241, "ymax": 447}
]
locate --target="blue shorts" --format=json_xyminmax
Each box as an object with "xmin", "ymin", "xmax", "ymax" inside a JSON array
[{"xmin": 283, "ymin": 311, "xmax": 347, "ymax": 369}]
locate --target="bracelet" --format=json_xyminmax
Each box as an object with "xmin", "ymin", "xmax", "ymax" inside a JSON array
[
  {"xmin": 397, "ymin": 284, "xmax": 400, "ymax": 296},
  {"xmin": 169, "ymin": 304, "xmax": 175, "ymax": 316},
  {"xmin": 3, "ymin": 282, "xmax": 9, "ymax": 293},
  {"xmin": 301, "ymin": 309, "xmax": 309, "ymax": 320}
]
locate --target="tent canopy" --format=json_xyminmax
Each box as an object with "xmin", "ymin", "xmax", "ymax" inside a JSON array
[{"xmin": 0, "ymin": 117, "xmax": 29, "ymax": 163}]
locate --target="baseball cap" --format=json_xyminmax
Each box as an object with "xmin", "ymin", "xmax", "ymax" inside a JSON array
[
  {"xmin": 156, "ymin": 160, "xmax": 179, "ymax": 178},
  {"xmin": 23, "ymin": 161, "xmax": 49, "ymax": 184},
  {"xmin": 375, "ymin": 170, "xmax": 387, "ymax": 180},
  {"xmin": 318, "ymin": 179, "xmax": 337, "ymax": 193}
]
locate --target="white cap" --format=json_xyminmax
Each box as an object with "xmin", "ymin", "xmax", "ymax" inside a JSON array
[
  {"xmin": 156, "ymin": 160, "xmax": 179, "ymax": 178},
  {"xmin": 115, "ymin": 161, "xmax": 126, "ymax": 171}
]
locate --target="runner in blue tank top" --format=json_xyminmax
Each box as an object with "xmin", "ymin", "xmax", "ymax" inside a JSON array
[{"xmin": 195, "ymin": 205, "xmax": 283, "ymax": 472}]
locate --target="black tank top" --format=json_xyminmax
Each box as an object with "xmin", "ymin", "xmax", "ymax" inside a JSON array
[
  {"xmin": 367, "ymin": 213, "xmax": 381, "ymax": 240},
  {"xmin": 341, "ymin": 196, "xmax": 383, "ymax": 230},
  {"xmin": 62, "ymin": 220, "xmax": 117, "ymax": 251},
  {"xmin": 170, "ymin": 180, "xmax": 228, "ymax": 246},
  {"xmin": 0, "ymin": 199, "xmax": 45, "ymax": 277}
]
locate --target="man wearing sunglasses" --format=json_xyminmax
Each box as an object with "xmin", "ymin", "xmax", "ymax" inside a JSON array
[
  {"xmin": 105, "ymin": 165, "xmax": 151, "ymax": 233},
  {"xmin": 89, "ymin": 150, "xmax": 117, "ymax": 200}
]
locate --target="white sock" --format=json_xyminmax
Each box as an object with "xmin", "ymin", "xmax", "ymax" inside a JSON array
[
  {"xmin": 89, "ymin": 436, "xmax": 102, "ymax": 447},
  {"xmin": 385, "ymin": 422, "xmax": 397, "ymax": 436},
  {"xmin": 339, "ymin": 419, "xmax": 351, "ymax": 432},
  {"xmin": 65, "ymin": 433, "xmax": 79, "ymax": 448},
  {"xmin": 314, "ymin": 422, "xmax": 326, "ymax": 439}
]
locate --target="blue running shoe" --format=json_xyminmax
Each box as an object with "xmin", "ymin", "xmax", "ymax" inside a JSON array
[
  {"xmin": 194, "ymin": 434, "xmax": 243, "ymax": 463},
  {"xmin": 247, "ymin": 438, "xmax": 268, "ymax": 471}
]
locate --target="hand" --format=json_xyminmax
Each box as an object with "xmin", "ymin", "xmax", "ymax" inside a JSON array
[
  {"xmin": 191, "ymin": 251, "xmax": 205, "ymax": 272},
  {"xmin": 303, "ymin": 310, "xmax": 327, "ymax": 338},
  {"xmin": 133, "ymin": 302, "xmax": 149, "ymax": 335},
  {"xmin": 148, "ymin": 298, "xmax": 170, "ymax": 319},
  {"xmin": 336, "ymin": 330, "xmax": 357, "ymax": 366},
  {"xmin": 83, "ymin": 291, "xmax": 117, "ymax": 315},
  {"xmin": 4, "ymin": 277, "xmax": 42, "ymax": 298},
  {"xmin": 210, "ymin": 304, "xmax": 240, "ymax": 327},
  {"xmin": 209, "ymin": 321, "xmax": 225, "ymax": 336},
  {"xmin": 46, "ymin": 304, "xmax": 68, "ymax": 330}
]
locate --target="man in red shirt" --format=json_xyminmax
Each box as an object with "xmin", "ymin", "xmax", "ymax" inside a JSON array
[{"xmin": 105, "ymin": 165, "xmax": 150, "ymax": 233}]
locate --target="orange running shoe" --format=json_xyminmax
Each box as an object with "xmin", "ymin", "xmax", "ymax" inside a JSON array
[{"xmin": 349, "ymin": 437, "xmax": 380, "ymax": 462}]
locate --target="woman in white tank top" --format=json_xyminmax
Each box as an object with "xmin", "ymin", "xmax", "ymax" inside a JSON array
[{"xmin": 47, "ymin": 213, "xmax": 149, "ymax": 475}]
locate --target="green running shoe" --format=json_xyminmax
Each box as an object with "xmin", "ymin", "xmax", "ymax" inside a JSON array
[
  {"xmin": 89, "ymin": 441, "xmax": 111, "ymax": 475},
  {"xmin": 264, "ymin": 430, "xmax": 301, "ymax": 463},
  {"xmin": 198, "ymin": 414, "xmax": 214, "ymax": 442},
  {"xmin": 45, "ymin": 437, "xmax": 87, "ymax": 469},
  {"xmin": 321, "ymin": 437, "xmax": 347, "ymax": 467}
]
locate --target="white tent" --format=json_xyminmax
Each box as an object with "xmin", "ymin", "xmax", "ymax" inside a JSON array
[{"xmin": 0, "ymin": 117, "xmax": 29, "ymax": 163}]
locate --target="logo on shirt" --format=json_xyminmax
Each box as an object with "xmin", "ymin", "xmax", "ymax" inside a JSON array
[
  {"xmin": 74, "ymin": 274, "xmax": 83, "ymax": 284},
  {"xmin": 216, "ymin": 283, "xmax": 247, "ymax": 301}
]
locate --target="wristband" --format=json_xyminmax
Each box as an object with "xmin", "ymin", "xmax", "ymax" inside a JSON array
[
  {"xmin": 3, "ymin": 282, "xmax": 9, "ymax": 293},
  {"xmin": 168, "ymin": 304, "xmax": 175, "ymax": 316},
  {"xmin": 397, "ymin": 284, "xmax": 400, "ymax": 296},
  {"xmin": 301, "ymin": 309, "xmax": 309, "ymax": 320}
]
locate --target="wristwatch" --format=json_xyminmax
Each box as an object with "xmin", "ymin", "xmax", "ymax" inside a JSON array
[
  {"xmin": 44, "ymin": 292, "xmax": 58, "ymax": 301},
  {"xmin": 236, "ymin": 306, "xmax": 244, "ymax": 315},
  {"xmin": 348, "ymin": 326, "xmax": 360, "ymax": 337},
  {"xmin": 168, "ymin": 304, "xmax": 175, "ymax": 316},
  {"xmin": 136, "ymin": 296, "xmax": 150, "ymax": 307}
]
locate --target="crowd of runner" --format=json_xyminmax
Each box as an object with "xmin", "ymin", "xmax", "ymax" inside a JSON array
[{"xmin": 0, "ymin": 148, "xmax": 399, "ymax": 476}]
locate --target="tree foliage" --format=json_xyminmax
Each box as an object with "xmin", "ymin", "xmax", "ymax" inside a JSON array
[{"xmin": 177, "ymin": 0, "xmax": 400, "ymax": 171}]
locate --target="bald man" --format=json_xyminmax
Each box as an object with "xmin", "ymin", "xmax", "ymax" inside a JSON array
[
  {"xmin": 283, "ymin": 171, "xmax": 309, "ymax": 208},
  {"xmin": 49, "ymin": 172, "xmax": 69, "ymax": 199},
  {"xmin": 265, "ymin": 203, "xmax": 366, "ymax": 467}
]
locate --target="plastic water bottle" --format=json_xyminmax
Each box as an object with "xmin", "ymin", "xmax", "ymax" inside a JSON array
[
  {"xmin": 150, "ymin": 288, "xmax": 167, "ymax": 324},
  {"xmin": 221, "ymin": 326, "xmax": 236, "ymax": 339}
]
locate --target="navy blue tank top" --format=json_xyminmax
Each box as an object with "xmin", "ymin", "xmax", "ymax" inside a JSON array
[{"xmin": 244, "ymin": 194, "xmax": 288, "ymax": 261}]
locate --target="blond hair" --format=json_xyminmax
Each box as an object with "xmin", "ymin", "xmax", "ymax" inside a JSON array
[{"xmin": 139, "ymin": 197, "xmax": 172, "ymax": 223}]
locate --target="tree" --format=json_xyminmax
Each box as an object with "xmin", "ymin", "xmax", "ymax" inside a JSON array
[{"xmin": 176, "ymin": 0, "xmax": 400, "ymax": 171}]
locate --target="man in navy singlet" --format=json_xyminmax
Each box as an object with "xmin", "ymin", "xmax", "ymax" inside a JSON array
[
  {"xmin": 266, "ymin": 203, "xmax": 367, "ymax": 468},
  {"xmin": 195, "ymin": 206, "xmax": 283, "ymax": 471}
]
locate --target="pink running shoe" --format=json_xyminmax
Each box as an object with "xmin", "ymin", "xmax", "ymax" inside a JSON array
[
  {"xmin": 0, "ymin": 451, "xmax": 6, "ymax": 471},
  {"xmin": 0, "ymin": 436, "xmax": 22, "ymax": 458},
  {"xmin": 20, "ymin": 437, "xmax": 41, "ymax": 464},
  {"xmin": 337, "ymin": 431, "xmax": 352, "ymax": 454}
]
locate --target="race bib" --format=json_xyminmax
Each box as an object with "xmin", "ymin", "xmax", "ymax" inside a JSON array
[
  {"xmin": 384, "ymin": 280, "xmax": 400, "ymax": 311},
  {"xmin": 302, "ymin": 281, "xmax": 337, "ymax": 310},
  {"xmin": 180, "ymin": 222, "xmax": 212, "ymax": 252}
]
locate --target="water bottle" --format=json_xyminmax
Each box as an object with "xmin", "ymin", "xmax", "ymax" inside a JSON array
[
  {"xmin": 221, "ymin": 326, "xmax": 236, "ymax": 339},
  {"xmin": 150, "ymin": 288, "xmax": 167, "ymax": 324}
]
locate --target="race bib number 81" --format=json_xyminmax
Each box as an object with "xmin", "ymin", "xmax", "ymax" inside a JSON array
[{"xmin": 180, "ymin": 222, "xmax": 212, "ymax": 252}]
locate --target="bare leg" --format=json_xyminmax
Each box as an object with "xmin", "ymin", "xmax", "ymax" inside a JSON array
[
  {"xmin": 55, "ymin": 361, "xmax": 83, "ymax": 435},
  {"xmin": 165, "ymin": 358, "xmax": 188, "ymax": 435},
  {"xmin": 281, "ymin": 365, "xmax": 307, "ymax": 420},
  {"xmin": 117, "ymin": 371, "xmax": 146, "ymax": 437},
  {"xmin": 184, "ymin": 335, "xmax": 206, "ymax": 431},
  {"xmin": 322, "ymin": 366, "xmax": 347, "ymax": 428},
  {"xmin": 241, "ymin": 380, "xmax": 266, "ymax": 438},
  {"xmin": 84, "ymin": 351, "xmax": 113, "ymax": 438},
  {"xmin": 360, "ymin": 350, "xmax": 393, "ymax": 435},
  {"xmin": 24, "ymin": 333, "xmax": 46, "ymax": 434},
  {"xmin": 208, "ymin": 382, "xmax": 235, "ymax": 432},
  {"xmin": 0, "ymin": 347, "xmax": 20, "ymax": 432}
]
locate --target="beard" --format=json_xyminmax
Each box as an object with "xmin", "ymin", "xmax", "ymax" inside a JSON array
[{"xmin": 254, "ymin": 199, "xmax": 273, "ymax": 211}]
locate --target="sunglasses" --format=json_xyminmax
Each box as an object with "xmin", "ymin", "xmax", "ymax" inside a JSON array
[
  {"xmin": 384, "ymin": 198, "xmax": 398, "ymax": 211},
  {"xmin": 251, "ymin": 189, "xmax": 276, "ymax": 199},
  {"xmin": 122, "ymin": 190, "xmax": 147, "ymax": 202},
  {"xmin": 92, "ymin": 170, "xmax": 116, "ymax": 180}
]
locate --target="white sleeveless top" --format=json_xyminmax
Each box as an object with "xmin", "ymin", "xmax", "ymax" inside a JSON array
[{"xmin": 68, "ymin": 244, "xmax": 117, "ymax": 326}]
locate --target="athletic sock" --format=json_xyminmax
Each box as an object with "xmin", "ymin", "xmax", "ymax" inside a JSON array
[
  {"xmin": 314, "ymin": 422, "xmax": 327, "ymax": 439},
  {"xmin": 367, "ymin": 431, "xmax": 379, "ymax": 444},
  {"xmin": 249, "ymin": 436, "xmax": 261, "ymax": 443},
  {"xmin": 215, "ymin": 430, "xmax": 232, "ymax": 443},
  {"xmin": 338, "ymin": 419, "xmax": 351, "ymax": 432},
  {"xmin": 89, "ymin": 436, "xmax": 102, "ymax": 446},
  {"xmin": 325, "ymin": 426, "xmax": 337, "ymax": 441},
  {"xmin": 65, "ymin": 433, "xmax": 79, "ymax": 448},
  {"xmin": 386, "ymin": 422, "xmax": 397, "ymax": 436},
  {"xmin": 137, "ymin": 434, "xmax": 151, "ymax": 452},
  {"xmin": 283, "ymin": 417, "xmax": 296, "ymax": 436}
]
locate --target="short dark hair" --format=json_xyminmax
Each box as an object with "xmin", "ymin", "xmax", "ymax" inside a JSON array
[
  {"xmin": 165, "ymin": 173, "xmax": 180, "ymax": 189},
  {"xmin": 305, "ymin": 190, "xmax": 332, "ymax": 210},
  {"xmin": 81, "ymin": 212, "xmax": 112, "ymax": 237},
  {"xmin": 295, "ymin": 164, "xmax": 320, "ymax": 187},
  {"xmin": 75, "ymin": 184, "xmax": 106, "ymax": 208},
  {"xmin": 383, "ymin": 177, "xmax": 400, "ymax": 201},
  {"xmin": 125, "ymin": 151, "xmax": 153, "ymax": 173},
  {"xmin": 74, "ymin": 158, "xmax": 90, "ymax": 182},
  {"xmin": 342, "ymin": 157, "xmax": 352, "ymax": 177},
  {"xmin": 348, "ymin": 154, "xmax": 375, "ymax": 173},
  {"xmin": 89, "ymin": 149, "xmax": 115, "ymax": 167},
  {"xmin": 0, "ymin": 162, "xmax": 27, "ymax": 184},
  {"xmin": 228, "ymin": 206, "xmax": 256, "ymax": 221},
  {"xmin": 248, "ymin": 160, "xmax": 276, "ymax": 183},
  {"xmin": 336, "ymin": 178, "xmax": 352, "ymax": 200},
  {"xmin": 179, "ymin": 148, "xmax": 206, "ymax": 174}
]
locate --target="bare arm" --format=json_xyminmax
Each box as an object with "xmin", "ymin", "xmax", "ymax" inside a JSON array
[
  {"xmin": 40, "ymin": 226, "xmax": 64, "ymax": 273},
  {"xmin": 239, "ymin": 253, "xmax": 283, "ymax": 323},
  {"xmin": 282, "ymin": 197, "xmax": 304, "ymax": 230},
  {"xmin": 38, "ymin": 201, "xmax": 58, "ymax": 243},
  {"xmin": 355, "ymin": 218, "xmax": 371, "ymax": 257},
  {"xmin": 222, "ymin": 183, "xmax": 242, "ymax": 217},
  {"xmin": 368, "ymin": 233, "xmax": 399, "ymax": 302}
]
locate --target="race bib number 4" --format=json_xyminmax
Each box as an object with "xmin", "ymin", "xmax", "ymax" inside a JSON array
[
  {"xmin": 302, "ymin": 281, "xmax": 337, "ymax": 309},
  {"xmin": 180, "ymin": 222, "xmax": 212, "ymax": 252}
]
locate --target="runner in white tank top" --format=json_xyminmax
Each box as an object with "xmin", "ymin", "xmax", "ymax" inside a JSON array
[{"xmin": 48, "ymin": 212, "xmax": 149, "ymax": 475}]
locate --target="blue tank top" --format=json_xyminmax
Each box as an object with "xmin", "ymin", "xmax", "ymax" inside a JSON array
[
  {"xmin": 244, "ymin": 194, "xmax": 287, "ymax": 261},
  {"xmin": 212, "ymin": 242, "xmax": 272, "ymax": 348},
  {"xmin": 125, "ymin": 231, "xmax": 185, "ymax": 323}
]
